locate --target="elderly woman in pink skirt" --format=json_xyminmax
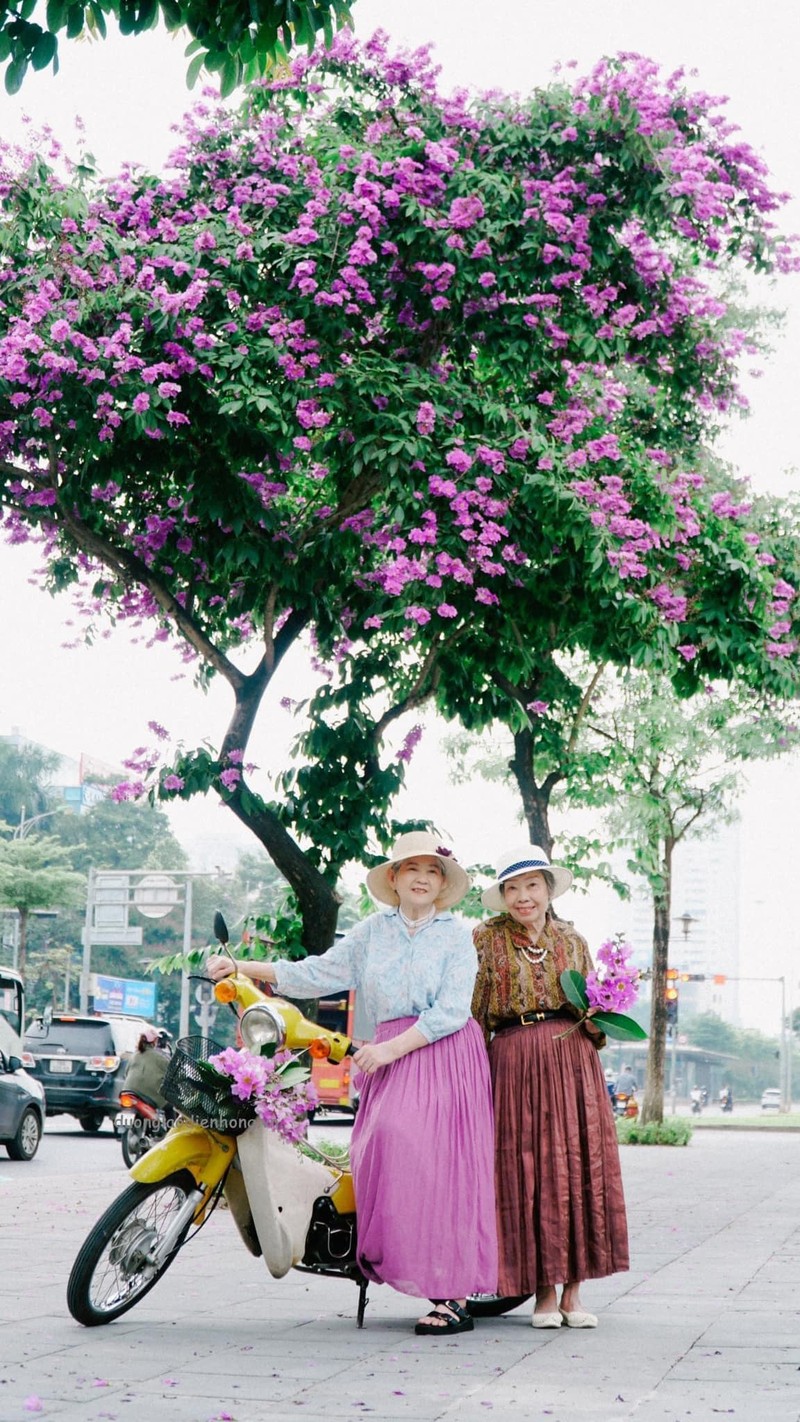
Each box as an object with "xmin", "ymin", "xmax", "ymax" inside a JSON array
[{"xmin": 208, "ymin": 831, "xmax": 497, "ymax": 1335}]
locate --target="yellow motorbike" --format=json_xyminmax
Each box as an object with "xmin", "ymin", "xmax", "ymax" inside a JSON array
[{"xmin": 66, "ymin": 926, "xmax": 365, "ymax": 1328}]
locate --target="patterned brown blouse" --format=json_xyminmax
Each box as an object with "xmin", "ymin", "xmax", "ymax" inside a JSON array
[{"xmin": 471, "ymin": 913, "xmax": 603, "ymax": 1045}]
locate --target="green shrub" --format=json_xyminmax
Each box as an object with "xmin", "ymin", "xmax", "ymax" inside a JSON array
[{"xmin": 616, "ymin": 1116, "xmax": 693, "ymax": 1146}]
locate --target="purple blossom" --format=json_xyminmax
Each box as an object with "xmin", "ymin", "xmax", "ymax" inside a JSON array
[
  {"xmin": 448, "ymin": 195, "xmax": 485, "ymax": 230},
  {"xmin": 397, "ymin": 724, "xmax": 424, "ymax": 763}
]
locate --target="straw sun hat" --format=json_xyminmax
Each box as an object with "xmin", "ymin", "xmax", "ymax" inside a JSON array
[
  {"xmin": 481, "ymin": 845, "xmax": 573, "ymax": 912},
  {"xmin": 366, "ymin": 831, "xmax": 471, "ymax": 910}
]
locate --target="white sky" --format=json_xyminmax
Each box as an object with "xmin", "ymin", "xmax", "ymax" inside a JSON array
[{"xmin": 2, "ymin": 1, "xmax": 799, "ymax": 1029}]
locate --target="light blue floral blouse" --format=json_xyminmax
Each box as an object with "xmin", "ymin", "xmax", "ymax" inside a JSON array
[{"xmin": 272, "ymin": 910, "xmax": 478, "ymax": 1043}]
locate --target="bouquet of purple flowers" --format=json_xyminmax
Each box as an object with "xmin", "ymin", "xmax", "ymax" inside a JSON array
[
  {"xmin": 205, "ymin": 1045, "xmax": 319, "ymax": 1145},
  {"xmin": 560, "ymin": 935, "xmax": 647, "ymax": 1041}
]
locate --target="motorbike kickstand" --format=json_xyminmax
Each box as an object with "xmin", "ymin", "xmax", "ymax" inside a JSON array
[{"xmin": 356, "ymin": 1276, "xmax": 369, "ymax": 1329}]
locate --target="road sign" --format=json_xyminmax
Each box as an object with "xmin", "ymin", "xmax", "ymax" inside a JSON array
[
  {"xmin": 133, "ymin": 874, "xmax": 180, "ymax": 920},
  {"xmin": 84, "ymin": 926, "xmax": 144, "ymax": 947},
  {"xmin": 195, "ymin": 980, "xmax": 216, "ymax": 1005}
]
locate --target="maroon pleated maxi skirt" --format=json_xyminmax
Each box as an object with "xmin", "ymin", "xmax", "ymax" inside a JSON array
[
  {"xmin": 490, "ymin": 1019, "xmax": 629, "ymax": 1295},
  {"xmin": 350, "ymin": 1016, "xmax": 498, "ymax": 1299}
]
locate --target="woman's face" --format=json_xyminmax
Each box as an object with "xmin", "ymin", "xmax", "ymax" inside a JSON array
[
  {"xmin": 502, "ymin": 870, "xmax": 550, "ymax": 928},
  {"xmin": 389, "ymin": 856, "xmax": 445, "ymax": 913}
]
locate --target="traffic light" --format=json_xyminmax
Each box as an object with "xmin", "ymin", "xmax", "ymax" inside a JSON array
[{"xmin": 665, "ymin": 968, "xmax": 679, "ymax": 1029}]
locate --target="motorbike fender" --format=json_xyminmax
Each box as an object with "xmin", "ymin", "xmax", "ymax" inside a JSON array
[
  {"xmin": 237, "ymin": 1120, "xmax": 337, "ymax": 1279},
  {"xmin": 130, "ymin": 1119, "xmax": 234, "ymax": 1190}
]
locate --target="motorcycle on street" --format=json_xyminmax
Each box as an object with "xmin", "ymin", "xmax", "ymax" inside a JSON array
[
  {"xmin": 115, "ymin": 1093, "xmax": 176, "ymax": 1168},
  {"xmin": 612, "ymin": 1091, "xmax": 639, "ymax": 1120},
  {"xmin": 115, "ymin": 1031, "xmax": 175, "ymax": 1167},
  {"xmin": 67, "ymin": 916, "xmax": 366, "ymax": 1329}
]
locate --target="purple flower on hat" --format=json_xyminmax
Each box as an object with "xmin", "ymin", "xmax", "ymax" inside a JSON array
[{"xmin": 436, "ymin": 845, "xmax": 453, "ymax": 858}]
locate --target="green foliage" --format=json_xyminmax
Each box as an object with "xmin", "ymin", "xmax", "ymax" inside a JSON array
[
  {"xmin": 616, "ymin": 1116, "xmax": 693, "ymax": 1146},
  {"xmin": 591, "ymin": 1010, "xmax": 647, "ymax": 1042},
  {"xmin": 685, "ymin": 1011, "xmax": 797, "ymax": 1099},
  {"xmin": 55, "ymin": 798, "xmax": 187, "ymax": 875},
  {"xmin": 0, "ymin": 740, "xmax": 60, "ymax": 832},
  {"xmin": 561, "ymin": 968, "xmax": 590, "ymax": 1012},
  {"xmin": 0, "ymin": 834, "xmax": 84, "ymax": 916},
  {"xmin": 0, "ymin": 0, "xmax": 352, "ymax": 96}
]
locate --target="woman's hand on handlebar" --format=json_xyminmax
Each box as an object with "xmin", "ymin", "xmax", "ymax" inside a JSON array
[
  {"xmin": 353, "ymin": 1041, "xmax": 397, "ymax": 1075},
  {"xmin": 207, "ymin": 954, "xmax": 237, "ymax": 981}
]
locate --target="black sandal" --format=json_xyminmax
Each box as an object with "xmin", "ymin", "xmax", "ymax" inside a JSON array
[{"xmin": 415, "ymin": 1299, "xmax": 475, "ymax": 1336}]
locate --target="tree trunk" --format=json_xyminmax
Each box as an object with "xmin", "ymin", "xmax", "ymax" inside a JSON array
[
  {"xmin": 508, "ymin": 730, "xmax": 554, "ymax": 854},
  {"xmin": 218, "ymin": 655, "xmax": 341, "ymax": 955},
  {"xmin": 640, "ymin": 838, "xmax": 674, "ymax": 1125}
]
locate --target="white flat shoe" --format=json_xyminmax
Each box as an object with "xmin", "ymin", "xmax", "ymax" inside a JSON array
[
  {"xmin": 531, "ymin": 1310, "xmax": 562, "ymax": 1328},
  {"xmin": 559, "ymin": 1308, "xmax": 598, "ymax": 1328}
]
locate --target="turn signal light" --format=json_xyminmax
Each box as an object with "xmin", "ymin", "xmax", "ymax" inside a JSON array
[
  {"xmin": 308, "ymin": 1038, "xmax": 332, "ymax": 1060},
  {"xmin": 214, "ymin": 979, "xmax": 237, "ymax": 1003}
]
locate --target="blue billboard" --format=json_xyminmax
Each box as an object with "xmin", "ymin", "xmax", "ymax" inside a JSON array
[{"xmin": 92, "ymin": 974, "xmax": 156, "ymax": 1018}]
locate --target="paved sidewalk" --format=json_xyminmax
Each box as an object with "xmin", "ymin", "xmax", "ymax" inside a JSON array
[{"xmin": 2, "ymin": 1131, "xmax": 800, "ymax": 1422}]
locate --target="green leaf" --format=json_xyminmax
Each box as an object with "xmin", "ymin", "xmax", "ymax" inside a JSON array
[
  {"xmin": 591, "ymin": 1011, "xmax": 648, "ymax": 1041},
  {"xmin": 559, "ymin": 968, "xmax": 589, "ymax": 1011},
  {"xmin": 186, "ymin": 50, "xmax": 205, "ymax": 88},
  {"xmin": 4, "ymin": 57, "xmax": 28, "ymax": 95},
  {"xmin": 66, "ymin": 2, "xmax": 84, "ymax": 38}
]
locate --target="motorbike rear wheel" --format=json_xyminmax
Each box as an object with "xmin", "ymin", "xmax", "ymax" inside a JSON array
[
  {"xmin": 67, "ymin": 1171, "xmax": 196, "ymax": 1326},
  {"xmin": 467, "ymin": 1294, "xmax": 533, "ymax": 1317},
  {"xmin": 121, "ymin": 1119, "xmax": 150, "ymax": 1169}
]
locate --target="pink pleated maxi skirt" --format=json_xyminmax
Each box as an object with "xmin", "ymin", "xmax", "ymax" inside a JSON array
[
  {"xmin": 490, "ymin": 1018, "xmax": 629, "ymax": 1295},
  {"xmin": 349, "ymin": 1016, "xmax": 498, "ymax": 1299}
]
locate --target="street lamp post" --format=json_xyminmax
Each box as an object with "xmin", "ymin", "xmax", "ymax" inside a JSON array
[
  {"xmin": 668, "ymin": 910, "xmax": 697, "ymax": 1115},
  {"xmin": 13, "ymin": 805, "xmax": 65, "ymax": 839}
]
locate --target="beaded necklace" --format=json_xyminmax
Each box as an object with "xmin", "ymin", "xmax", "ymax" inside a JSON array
[
  {"xmin": 514, "ymin": 919, "xmax": 549, "ymax": 965},
  {"xmin": 399, "ymin": 905, "xmax": 437, "ymax": 935}
]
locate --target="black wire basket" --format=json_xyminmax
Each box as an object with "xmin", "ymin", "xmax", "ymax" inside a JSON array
[{"xmin": 161, "ymin": 1036, "xmax": 258, "ymax": 1136}]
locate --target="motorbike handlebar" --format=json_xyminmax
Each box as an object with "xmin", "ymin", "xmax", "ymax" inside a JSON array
[{"xmin": 213, "ymin": 972, "xmax": 353, "ymax": 1063}]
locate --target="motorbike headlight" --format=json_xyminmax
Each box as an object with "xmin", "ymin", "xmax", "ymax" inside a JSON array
[{"xmin": 239, "ymin": 1002, "xmax": 286, "ymax": 1052}]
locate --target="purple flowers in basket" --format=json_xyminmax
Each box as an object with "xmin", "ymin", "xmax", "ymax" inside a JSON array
[{"xmin": 207, "ymin": 1046, "xmax": 318, "ymax": 1145}]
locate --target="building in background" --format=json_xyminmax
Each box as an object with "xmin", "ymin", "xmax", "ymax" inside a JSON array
[
  {"xmin": 626, "ymin": 818, "xmax": 742, "ymax": 1025},
  {"xmin": 2, "ymin": 728, "xmax": 118, "ymax": 817}
]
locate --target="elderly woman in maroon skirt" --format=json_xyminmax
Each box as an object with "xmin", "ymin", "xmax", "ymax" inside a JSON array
[
  {"xmin": 472, "ymin": 845, "xmax": 629, "ymax": 1329},
  {"xmin": 209, "ymin": 830, "xmax": 497, "ymax": 1335}
]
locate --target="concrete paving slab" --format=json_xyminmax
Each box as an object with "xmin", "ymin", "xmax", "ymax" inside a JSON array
[{"xmin": 2, "ymin": 1130, "xmax": 800, "ymax": 1421}]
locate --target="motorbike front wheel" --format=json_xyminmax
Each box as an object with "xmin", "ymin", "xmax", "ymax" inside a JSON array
[{"xmin": 67, "ymin": 1171, "xmax": 196, "ymax": 1326}]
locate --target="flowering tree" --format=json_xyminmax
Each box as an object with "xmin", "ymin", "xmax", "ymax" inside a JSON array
[{"xmin": 1, "ymin": 33, "xmax": 799, "ymax": 951}]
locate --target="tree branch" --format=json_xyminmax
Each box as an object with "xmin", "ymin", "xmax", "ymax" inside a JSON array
[
  {"xmin": 50, "ymin": 492, "xmax": 247, "ymax": 689},
  {"xmin": 566, "ymin": 661, "xmax": 606, "ymax": 758}
]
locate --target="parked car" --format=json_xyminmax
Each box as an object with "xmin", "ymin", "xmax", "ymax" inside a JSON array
[
  {"xmin": 0, "ymin": 1016, "xmax": 45, "ymax": 1161},
  {"xmin": 760, "ymin": 1088, "xmax": 782, "ymax": 1112},
  {"xmin": 23, "ymin": 1012, "xmax": 153, "ymax": 1133}
]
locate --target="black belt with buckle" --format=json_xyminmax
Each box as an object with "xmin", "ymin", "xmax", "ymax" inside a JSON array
[{"xmin": 492, "ymin": 1009, "xmax": 572, "ymax": 1033}]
